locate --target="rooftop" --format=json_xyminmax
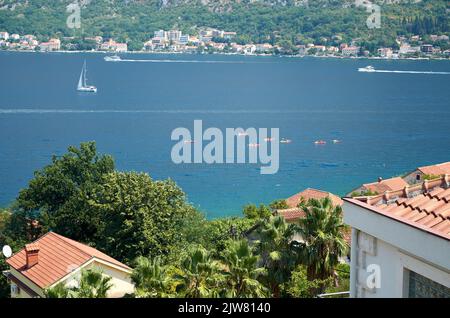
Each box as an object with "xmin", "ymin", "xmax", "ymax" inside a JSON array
[
  {"xmin": 417, "ymin": 162, "xmax": 450, "ymax": 176},
  {"xmin": 276, "ymin": 208, "xmax": 305, "ymax": 222},
  {"xmin": 362, "ymin": 177, "xmax": 408, "ymax": 194},
  {"xmin": 285, "ymin": 188, "xmax": 343, "ymax": 209},
  {"xmin": 6, "ymin": 232, "xmax": 130, "ymax": 288},
  {"xmin": 345, "ymin": 175, "xmax": 450, "ymax": 240}
]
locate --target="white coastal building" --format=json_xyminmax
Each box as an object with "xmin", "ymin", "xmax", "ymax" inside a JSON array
[{"xmin": 344, "ymin": 175, "xmax": 450, "ymax": 298}]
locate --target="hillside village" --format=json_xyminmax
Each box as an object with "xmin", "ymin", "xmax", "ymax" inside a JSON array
[{"xmin": 1, "ymin": 28, "xmax": 449, "ymax": 59}]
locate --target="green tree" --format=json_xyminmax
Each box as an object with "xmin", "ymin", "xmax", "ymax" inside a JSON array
[
  {"xmin": 284, "ymin": 265, "xmax": 332, "ymax": 298},
  {"xmin": 269, "ymin": 199, "xmax": 289, "ymax": 210},
  {"xmin": 256, "ymin": 216, "xmax": 296, "ymax": 297},
  {"xmin": 295, "ymin": 197, "xmax": 348, "ymax": 291},
  {"xmin": 45, "ymin": 282, "xmax": 71, "ymax": 298},
  {"xmin": 46, "ymin": 268, "xmax": 112, "ymax": 298},
  {"xmin": 90, "ymin": 171, "xmax": 194, "ymax": 264},
  {"xmin": 243, "ymin": 204, "xmax": 271, "ymax": 220},
  {"xmin": 221, "ymin": 240, "xmax": 268, "ymax": 298},
  {"xmin": 131, "ymin": 256, "xmax": 172, "ymax": 298},
  {"xmin": 175, "ymin": 246, "xmax": 224, "ymax": 298},
  {"xmin": 16, "ymin": 142, "xmax": 115, "ymax": 243}
]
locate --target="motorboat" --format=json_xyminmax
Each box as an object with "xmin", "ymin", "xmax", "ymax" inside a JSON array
[
  {"xmin": 104, "ymin": 55, "xmax": 122, "ymax": 62},
  {"xmin": 358, "ymin": 65, "xmax": 376, "ymax": 72}
]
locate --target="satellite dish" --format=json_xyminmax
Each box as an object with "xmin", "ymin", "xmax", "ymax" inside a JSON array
[{"xmin": 2, "ymin": 245, "xmax": 12, "ymax": 258}]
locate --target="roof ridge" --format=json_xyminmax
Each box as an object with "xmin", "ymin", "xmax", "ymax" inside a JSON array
[
  {"xmin": 51, "ymin": 232, "xmax": 130, "ymax": 270},
  {"xmin": 305, "ymin": 187, "xmax": 332, "ymax": 195},
  {"xmin": 49, "ymin": 232, "xmax": 94, "ymax": 261},
  {"xmin": 6, "ymin": 231, "xmax": 54, "ymax": 262}
]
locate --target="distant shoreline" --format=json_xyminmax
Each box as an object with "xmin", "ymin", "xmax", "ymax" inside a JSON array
[{"xmin": 1, "ymin": 49, "xmax": 449, "ymax": 61}]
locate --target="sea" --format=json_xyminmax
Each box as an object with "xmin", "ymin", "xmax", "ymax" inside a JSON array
[{"xmin": 0, "ymin": 51, "xmax": 449, "ymax": 218}]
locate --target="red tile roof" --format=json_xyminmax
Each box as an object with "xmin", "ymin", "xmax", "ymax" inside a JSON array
[
  {"xmin": 418, "ymin": 162, "xmax": 450, "ymax": 176},
  {"xmin": 285, "ymin": 188, "xmax": 343, "ymax": 208},
  {"xmin": 276, "ymin": 208, "xmax": 306, "ymax": 222},
  {"xmin": 362, "ymin": 177, "xmax": 408, "ymax": 194},
  {"xmin": 346, "ymin": 175, "xmax": 450, "ymax": 240},
  {"xmin": 275, "ymin": 208, "xmax": 351, "ymax": 245},
  {"xmin": 6, "ymin": 232, "xmax": 130, "ymax": 288}
]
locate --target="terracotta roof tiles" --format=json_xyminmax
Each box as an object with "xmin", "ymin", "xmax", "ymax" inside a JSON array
[
  {"xmin": 363, "ymin": 177, "xmax": 408, "ymax": 194},
  {"xmin": 276, "ymin": 208, "xmax": 306, "ymax": 221},
  {"xmin": 6, "ymin": 232, "xmax": 130, "ymax": 288},
  {"xmin": 285, "ymin": 188, "xmax": 343, "ymax": 209},
  {"xmin": 346, "ymin": 175, "xmax": 450, "ymax": 240},
  {"xmin": 418, "ymin": 162, "xmax": 450, "ymax": 176}
]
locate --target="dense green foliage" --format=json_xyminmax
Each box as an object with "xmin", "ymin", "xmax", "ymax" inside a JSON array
[
  {"xmin": 88, "ymin": 171, "xmax": 196, "ymax": 263},
  {"xmin": 0, "ymin": 0, "xmax": 448, "ymax": 52},
  {"xmin": 16, "ymin": 142, "xmax": 115, "ymax": 242},
  {"xmin": 46, "ymin": 268, "xmax": 113, "ymax": 298},
  {"xmin": 0, "ymin": 141, "xmax": 350, "ymax": 298},
  {"xmin": 296, "ymin": 197, "xmax": 348, "ymax": 288}
]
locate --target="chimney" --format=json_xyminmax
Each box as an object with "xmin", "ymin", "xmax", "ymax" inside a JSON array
[
  {"xmin": 378, "ymin": 177, "xmax": 383, "ymax": 183},
  {"xmin": 25, "ymin": 243, "xmax": 39, "ymax": 268},
  {"xmin": 423, "ymin": 179, "xmax": 430, "ymax": 192}
]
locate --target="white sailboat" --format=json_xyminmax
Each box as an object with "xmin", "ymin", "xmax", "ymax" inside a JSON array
[{"xmin": 77, "ymin": 61, "xmax": 97, "ymax": 93}]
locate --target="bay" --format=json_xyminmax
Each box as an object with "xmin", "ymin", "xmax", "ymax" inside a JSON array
[{"xmin": 0, "ymin": 52, "xmax": 449, "ymax": 218}]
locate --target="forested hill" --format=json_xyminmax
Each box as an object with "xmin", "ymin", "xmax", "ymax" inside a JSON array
[{"xmin": 0, "ymin": 0, "xmax": 448, "ymax": 49}]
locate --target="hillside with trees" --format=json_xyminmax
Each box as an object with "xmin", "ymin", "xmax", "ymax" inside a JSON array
[{"xmin": 0, "ymin": 0, "xmax": 448, "ymax": 52}]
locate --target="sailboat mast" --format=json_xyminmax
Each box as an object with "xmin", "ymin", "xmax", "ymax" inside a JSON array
[{"xmin": 83, "ymin": 60, "xmax": 87, "ymax": 87}]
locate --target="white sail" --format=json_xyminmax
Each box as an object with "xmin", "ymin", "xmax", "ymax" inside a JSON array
[
  {"xmin": 83, "ymin": 61, "xmax": 87, "ymax": 87},
  {"xmin": 77, "ymin": 60, "xmax": 97, "ymax": 93},
  {"xmin": 77, "ymin": 63, "xmax": 84, "ymax": 90}
]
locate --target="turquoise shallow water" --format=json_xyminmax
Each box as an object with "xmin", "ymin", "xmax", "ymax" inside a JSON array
[{"xmin": 0, "ymin": 52, "xmax": 449, "ymax": 218}]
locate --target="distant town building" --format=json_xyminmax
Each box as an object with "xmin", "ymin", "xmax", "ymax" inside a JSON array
[
  {"xmin": 421, "ymin": 44, "xmax": 433, "ymax": 54},
  {"xmin": 0, "ymin": 31, "xmax": 9, "ymax": 40},
  {"xmin": 100, "ymin": 39, "xmax": 127, "ymax": 52},
  {"xmin": 178, "ymin": 34, "xmax": 189, "ymax": 45},
  {"xmin": 341, "ymin": 46, "xmax": 359, "ymax": 56},
  {"xmin": 223, "ymin": 31, "xmax": 237, "ymax": 40},
  {"xmin": 377, "ymin": 47, "xmax": 393, "ymax": 58},
  {"xmin": 10, "ymin": 34, "xmax": 20, "ymax": 41},
  {"xmin": 399, "ymin": 44, "xmax": 420, "ymax": 55},
  {"xmin": 167, "ymin": 30, "xmax": 182, "ymax": 42},
  {"xmin": 347, "ymin": 177, "xmax": 408, "ymax": 197},
  {"xmin": 85, "ymin": 36, "xmax": 103, "ymax": 44},
  {"xmin": 255, "ymin": 43, "xmax": 273, "ymax": 53},
  {"xmin": 313, "ymin": 45, "xmax": 326, "ymax": 52},
  {"xmin": 39, "ymin": 38, "xmax": 61, "ymax": 51},
  {"xmin": 403, "ymin": 162, "xmax": 450, "ymax": 184}
]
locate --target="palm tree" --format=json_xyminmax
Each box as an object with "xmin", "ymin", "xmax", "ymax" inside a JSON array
[
  {"xmin": 76, "ymin": 269, "xmax": 113, "ymax": 298},
  {"xmin": 45, "ymin": 268, "xmax": 112, "ymax": 298},
  {"xmin": 295, "ymin": 197, "xmax": 348, "ymax": 288},
  {"xmin": 131, "ymin": 256, "xmax": 172, "ymax": 297},
  {"xmin": 175, "ymin": 246, "xmax": 225, "ymax": 298},
  {"xmin": 45, "ymin": 282, "xmax": 71, "ymax": 298},
  {"xmin": 221, "ymin": 240, "xmax": 268, "ymax": 298},
  {"xmin": 256, "ymin": 216, "xmax": 296, "ymax": 297}
]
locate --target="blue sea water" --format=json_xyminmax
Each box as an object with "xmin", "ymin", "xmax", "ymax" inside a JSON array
[{"xmin": 0, "ymin": 52, "xmax": 449, "ymax": 218}]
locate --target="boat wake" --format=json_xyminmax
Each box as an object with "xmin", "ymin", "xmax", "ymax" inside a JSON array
[
  {"xmin": 111, "ymin": 59, "xmax": 266, "ymax": 64},
  {"xmin": 364, "ymin": 69, "xmax": 450, "ymax": 75}
]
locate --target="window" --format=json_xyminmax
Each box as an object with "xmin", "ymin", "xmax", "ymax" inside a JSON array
[
  {"xmin": 408, "ymin": 271, "xmax": 450, "ymax": 298},
  {"xmin": 416, "ymin": 174, "xmax": 421, "ymax": 181},
  {"xmin": 11, "ymin": 284, "xmax": 20, "ymax": 296}
]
